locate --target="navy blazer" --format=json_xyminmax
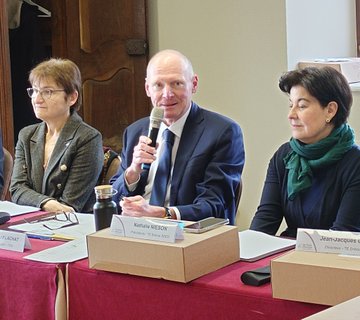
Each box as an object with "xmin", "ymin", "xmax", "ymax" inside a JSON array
[
  {"xmin": 111, "ymin": 102, "xmax": 245, "ymax": 224},
  {"xmin": 10, "ymin": 112, "xmax": 103, "ymax": 213}
]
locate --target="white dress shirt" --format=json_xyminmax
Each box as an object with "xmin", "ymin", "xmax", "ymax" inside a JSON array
[{"xmin": 126, "ymin": 105, "xmax": 192, "ymax": 219}]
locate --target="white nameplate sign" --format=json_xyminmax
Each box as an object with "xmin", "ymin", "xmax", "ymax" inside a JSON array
[
  {"xmin": 110, "ymin": 215, "xmax": 184, "ymax": 243},
  {"xmin": 0, "ymin": 230, "xmax": 31, "ymax": 252},
  {"xmin": 296, "ymin": 228, "xmax": 360, "ymax": 256}
]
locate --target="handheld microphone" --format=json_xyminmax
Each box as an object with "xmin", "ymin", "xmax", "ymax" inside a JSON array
[{"xmin": 141, "ymin": 106, "xmax": 164, "ymax": 171}]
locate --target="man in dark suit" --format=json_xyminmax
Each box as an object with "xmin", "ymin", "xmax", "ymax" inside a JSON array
[{"xmin": 111, "ymin": 49, "xmax": 244, "ymax": 224}]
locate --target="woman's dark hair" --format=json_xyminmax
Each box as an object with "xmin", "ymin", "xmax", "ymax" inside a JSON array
[{"xmin": 279, "ymin": 66, "xmax": 352, "ymax": 127}]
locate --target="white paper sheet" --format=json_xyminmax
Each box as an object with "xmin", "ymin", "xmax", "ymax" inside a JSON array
[
  {"xmin": 239, "ymin": 230, "xmax": 296, "ymax": 262},
  {"xmin": 24, "ymin": 237, "xmax": 88, "ymax": 263},
  {"xmin": 0, "ymin": 201, "xmax": 40, "ymax": 216}
]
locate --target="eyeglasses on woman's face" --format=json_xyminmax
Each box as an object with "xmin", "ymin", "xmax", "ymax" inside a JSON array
[{"xmin": 26, "ymin": 87, "xmax": 65, "ymax": 100}]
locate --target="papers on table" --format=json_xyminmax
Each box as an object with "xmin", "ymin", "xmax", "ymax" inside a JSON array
[
  {"xmin": 0, "ymin": 201, "xmax": 40, "ymax": 216},
  {"xmin": 24, "ymin": 236, "xmax": 88, "ymax": 263},
  {"xmin": 10, "ymin": 213, "xmax": 95, "ymax": 263},
  {"xmin": 9, "ymin": 213, "xmax": 96, "ymax": 241},
  {"xmin": 239, "ymin": 230, "xmax": 296, "ymax": 262}
]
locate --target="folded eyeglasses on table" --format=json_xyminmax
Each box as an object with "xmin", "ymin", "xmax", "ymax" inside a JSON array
[{"xmin": 23, "ymin": 211, "xmax": 79, "ymax": 230}]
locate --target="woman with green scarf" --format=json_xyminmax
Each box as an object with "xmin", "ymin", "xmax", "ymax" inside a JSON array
[{"xmin": 250, "ymin": 66, "xmax": 360, "ymax": 238}]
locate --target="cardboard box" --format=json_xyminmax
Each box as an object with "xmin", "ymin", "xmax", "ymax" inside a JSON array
[
  {"xmin": 298, "ymin": 58, "xmax": 360, "ymax": 83},
  {"xmin": 302, "ymin": 296, "xmax": 360, "ymax": 320},
  {"xmin": 271, "ymin": 250, "xmax": 360, "ymax": 306},
  {"xmin": 87, "ymin": 225, "xmax": 239, "ymax": 283}
]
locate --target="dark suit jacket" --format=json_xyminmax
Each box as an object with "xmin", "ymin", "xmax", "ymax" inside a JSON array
[
  {"xmin": 111, "ymin": 102, "xmax": 245, "ymax": 224},
  {"xmin": 10, "ymin": 112, "xmax": 103, "ymax": 213},
  {"xmin": 250, "ymin": 143, "xmax": 360, "ymax": 238}
]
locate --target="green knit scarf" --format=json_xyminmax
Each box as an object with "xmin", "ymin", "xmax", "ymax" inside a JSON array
[{"xmin": 284, "ymin": 124, "xmax": 355, "ymax": 200}]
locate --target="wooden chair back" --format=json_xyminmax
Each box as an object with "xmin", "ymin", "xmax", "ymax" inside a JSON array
[
  {"xmin": 235, "ymin": 179, "xmax": 243, "ymax": 212},
  {"xmin": 1, "ymin": 147, "xmax": 14, "ymax": 201}
]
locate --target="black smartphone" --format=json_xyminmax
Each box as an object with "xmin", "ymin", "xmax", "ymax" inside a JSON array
[{"xmin": 183, "ymin": 217, "xmax": 229, "ymax": 233}]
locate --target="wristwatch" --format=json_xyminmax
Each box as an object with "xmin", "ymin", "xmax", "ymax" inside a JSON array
[{"xmin": 164, "ymin": 207, "xmax": 172, "ymax": 219}]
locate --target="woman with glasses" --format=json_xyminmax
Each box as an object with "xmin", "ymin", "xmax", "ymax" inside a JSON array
[{"xmin": 10, "ymin": 58, "xmax": 103, "ymax": 213}]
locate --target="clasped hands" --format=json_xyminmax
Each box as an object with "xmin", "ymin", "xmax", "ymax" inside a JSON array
[{"xmin": 119, "ymin": 195, "xmax": 161, "ymax": 218}]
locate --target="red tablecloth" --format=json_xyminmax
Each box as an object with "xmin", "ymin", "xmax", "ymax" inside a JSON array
[
  {"xmin": 0, "ymin": 211, "xmax": 65, "ymax": 320},
  {"xmin": 67, "ymin": 253, "xmax": 328, "ymax": 320}
]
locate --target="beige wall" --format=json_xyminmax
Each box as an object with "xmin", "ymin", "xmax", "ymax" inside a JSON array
[
  {"xmin": 147, "ymin": 0, "xmax": 289, "ymax": 230},
  {"xmin": 349, "ymin": 90, "xmax": 360, "ymax": 145}
]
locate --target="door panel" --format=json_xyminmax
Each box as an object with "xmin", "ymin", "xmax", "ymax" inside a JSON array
[
  {"xmin": 83, "ymin": 70, "xmax": 133, "ymax": 140},
  {"xmin": 53, "ymin": 0, "xmax": 150, "ymax": 152},
  {"xmin": 0, "ymin": 0, "xmax": 14, "ymax": 152}
]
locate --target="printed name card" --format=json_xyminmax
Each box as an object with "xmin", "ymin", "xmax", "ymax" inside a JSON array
[
  {"xmin": 110, "ymin": 215, "xmax": 184, "ymax": 243},
  {"xmin": 0, "ymin": 230, "xmax": 31, "ymax": 252},
  {"xmin": 296, "ymin": 228, "xmax": 360, "ymax": 256}
]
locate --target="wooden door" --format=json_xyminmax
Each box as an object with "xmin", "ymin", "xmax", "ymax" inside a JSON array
[
  {"xmin": 52, "ymin": 0, "xmax": 150, "ymax": 153},
  {"xmin": 0, "ymin": 0, "xmax": 14, "ymax": 152}
]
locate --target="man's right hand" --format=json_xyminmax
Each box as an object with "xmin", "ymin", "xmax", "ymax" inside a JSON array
[{"xmin": 125, "ymin": 135, "xmax": 157, "ymax": 184}]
